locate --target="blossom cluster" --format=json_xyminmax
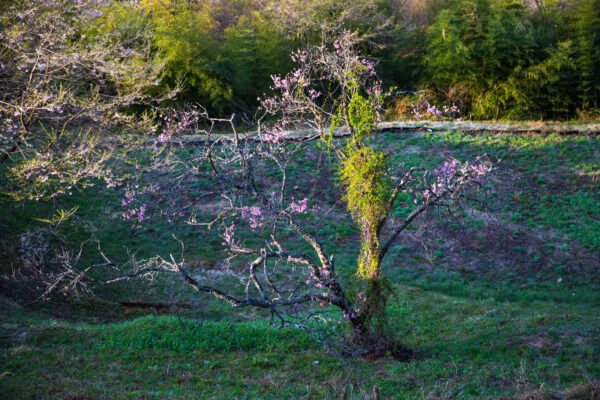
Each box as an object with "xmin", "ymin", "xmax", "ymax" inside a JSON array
[
  {"xmin": 366, "ymin": 80, "xmax": 388, "ymax": 121},
  {"xmin": 261, "ymin": 121, "xmax": 289, "ymax": 144},
  {"xmin": 290, "ymin": 49, "xmax": 307, "ymax": 63},
  {"xmin": 221, "ymin": 222, "xmax": 236, "ymax": 247},
  {"xmin": 413, "ymin": 103, "xmax": 462, "ymax": 121},
  {"xmin": 270, "ymin": 237, "xmax": 283, "ymax": 252},
  {"xmin": 270, "ymin": 68, "xmax": 309, "ymax": 93},
  {"xmin": 241, "ymin": 206, "xmax": 263, "ymax": 229},
  {"xmin": 258, "ymin": 64, "xmax": 313, "ymax": 120},
  {"xmin": 303, "ymin": 275, "xmax": 325, "ymax": 288},
  {"xmin": 360, "ymin": 59, "xmax": 377, "ymax": 77},
  {"xmin": 157, "ymin": 105, "xmax": 202, "ymax": 144},
  {"xmin": 421, "ymin": 160, "xmax": 492, "ymax": 201},
  {"xmin": 120, "ymin": 191, "xmax": 149, "ymax": 226},
  {"xmin": 290, "ymin": 198, "xmax": 308, "ymax": 213}
]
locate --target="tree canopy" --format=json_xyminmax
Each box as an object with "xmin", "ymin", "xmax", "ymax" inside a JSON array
[{"xmin": 106, "ymin": 0, "xmax": 600, "ymax": 120}]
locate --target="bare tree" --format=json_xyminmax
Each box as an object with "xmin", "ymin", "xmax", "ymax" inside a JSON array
[
  {"xmin": 0, "ymin": 0, "xmax": 176, "ymax": 201},
  {"xmin": 42, "ymin": 32, "xmax": 491, "ymax": 356}
]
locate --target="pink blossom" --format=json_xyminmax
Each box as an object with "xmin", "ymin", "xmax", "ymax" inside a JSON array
[
  {"xmin": 241, "ymin": 206, "xmax": 263, "ymax": 229},
  {"xmin": 222, "ymin": 222, "xmax": 235, "ymax": 247},
  {"xmin": 290, "ymin": 198, "xmax": 308, "ymax": 213}
]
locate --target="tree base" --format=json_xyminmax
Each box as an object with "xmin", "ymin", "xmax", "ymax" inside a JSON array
[{"xmin": 348, "ymin": 333, "xmax": 413, "ymax": 361}]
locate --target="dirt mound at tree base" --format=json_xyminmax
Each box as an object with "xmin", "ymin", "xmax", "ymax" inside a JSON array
[{"xmin": 346, "ymin": 334, "xmax": 414, "ymax": 362}]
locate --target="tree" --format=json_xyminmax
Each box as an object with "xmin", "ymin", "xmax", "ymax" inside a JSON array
[
  {"xmin": 137, "ymin": 0, "xmax": 226, "ymax": 111},
  {"xmin": 0, "ymin": 0, "xmax": 175, "ymax": 201},
  {"xmin": 47, "ymin": 33, "xmax": 491, "ymax": 356},
  {"xmin": 489, "ymin": 40, "xmax": 576, "ymax": 119},
  {"xmin": 215, "ymin": 11, "xmax": 293, "ymax": 112},
  {"xmin": 572, "ymin": 0, "xmax": 600, "ymax": 110},
  {"xmin": 267, "ymin": 0, "xmax": 392, "ymax": 43},
  {"xmin": 424, "ymin": 0, "xmax": 535, "ymax": 117}
]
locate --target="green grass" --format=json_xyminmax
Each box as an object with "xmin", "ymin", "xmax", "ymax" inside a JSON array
[
  {"xmin": 1, "ymin": 128, "xmax": 599, "ymax": 398},
  {"xmin": 536, "ymin": 191, "xmax": 600, "ymax": 249},
  {"xmin": 410, "ymin": 131, "xmax": 600, "ymax": 249},
  {"xmin": 1, "ymin": 284, "xmax": 598, "ymax": 399},
  {"xmin": 97, "ymin": 316, "xmax": 317, "ymax": 354}
]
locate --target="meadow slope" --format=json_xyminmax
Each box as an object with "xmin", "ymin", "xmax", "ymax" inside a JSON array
[{"xmin": 1, "ymin": 129, "xmax": 599, "ymax": 399}]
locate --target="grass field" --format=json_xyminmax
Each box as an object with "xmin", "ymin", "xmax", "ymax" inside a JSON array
[{"xmin": 1, "ymin": 128, "xmax": 599, "ymax": 399}]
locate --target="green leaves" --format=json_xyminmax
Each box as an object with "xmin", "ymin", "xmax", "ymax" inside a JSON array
[
  {"xmin": 348, "ymin": 94, "xmax": 378, "ymax": 142},
  {"xmin": 34, "ymin": 206, "xmax": 79, "ymax": 226},
  {"xmin": 136, "ymin": 0, "xmax": 293, "ymax": 114},
  {"xmin": 422, "ymin": 0, "xmax": 600, "ymax": 119}
]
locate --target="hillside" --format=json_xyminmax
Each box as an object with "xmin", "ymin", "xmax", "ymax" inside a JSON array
[{"xmin": 2, "ymin": 128, "xmax": 599, "ymax": 399}]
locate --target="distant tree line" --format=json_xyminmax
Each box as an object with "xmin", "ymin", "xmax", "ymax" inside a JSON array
[
  {"xmin": 2, "ymin": 0, "xmax": 598, "ymax": 121},
  {"xmin": 417, "ymin": 0, "xmax": 600, "ymax": 120},
  {"xmin": 102, "ymin": 0, "xmax": 598, "ymax": 120}
]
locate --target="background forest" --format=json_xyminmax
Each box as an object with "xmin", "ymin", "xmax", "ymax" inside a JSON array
[{"xmin": 100, "ymin": 0, "xmax": 600, "ymax": 120}]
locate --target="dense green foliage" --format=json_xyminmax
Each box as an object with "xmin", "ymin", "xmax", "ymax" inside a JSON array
[
  {"xmin": 101, "ymin": 0, "xmax": 600, "ymax": 119},
  {"xmin": 112, "ymin": 0, "xmax": 293, "ymax": 114},
  {"xmin": 421, "ymin": 0, "xmax": 600, "ymax": 119}
]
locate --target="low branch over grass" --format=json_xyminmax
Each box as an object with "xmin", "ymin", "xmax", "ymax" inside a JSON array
[{"xmin": 32, "ymin": 31, "xmax": 493, "ymax": 356}]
